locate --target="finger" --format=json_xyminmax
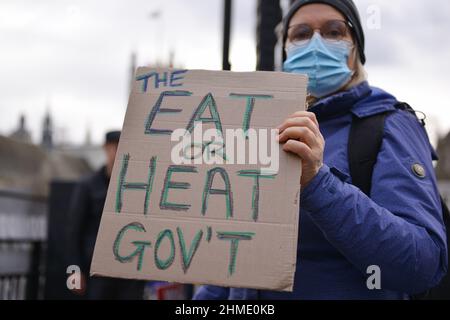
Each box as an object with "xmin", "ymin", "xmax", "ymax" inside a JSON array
[
  {"xmin": 277, "ymin": 117, "xmax": 320, "ymax": 136},
  {"xmin": 282, "ymin": 140, "xmax": 314, "ymax": 162},
  {"xmin": 278, "ymin": 126, "xmax": 320, "ymax": 148},
  {"xmin": 287, "ymin": 111, "xmax": 318, "ymax": 126}
]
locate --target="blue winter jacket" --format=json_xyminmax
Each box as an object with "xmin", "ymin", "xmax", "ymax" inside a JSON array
[{"xmin": 193, "ymin": 81, "xmax": 448, "ymax": 300}]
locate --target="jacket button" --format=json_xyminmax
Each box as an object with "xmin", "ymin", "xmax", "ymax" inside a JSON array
[{"xmin": 412, "ymin": 163, "xmax": 426, "ymax": 179}]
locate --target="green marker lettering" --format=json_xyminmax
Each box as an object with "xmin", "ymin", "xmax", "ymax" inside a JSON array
[
  {"xmin": 154, "ymin": 229, "xmax": 176, "ymax": 270},
  {"xmin": 160, "ymin": 165, "xmax": 198, "ymax": 211},
  {"xmin": 202, "ymin": 168, "xmax": 233, "ymax": 219},
  {"xmin": 229, "ymin": 94, "xmax": 273, "ymax": 138},
  {"xmin": 115, "ymin": 154, "xmax": 157, "ymax": 215},
  {"xmin": 113, "ymin": 222, "xmax": 151, "ymax": 272},
  {"xmin": 238, "ymin": 169, "xmax": 277, "ymax": 221},
  {"xmin": 176, "ymin": 227, "xmax": 203, "ymax": 273},
  {"xmin": 216, "ymin": 231, "xmax": 255, "ymax": 276},
  {"xmin": 186, "ymin": 93, "xmax": 224, "ymax": 136}
]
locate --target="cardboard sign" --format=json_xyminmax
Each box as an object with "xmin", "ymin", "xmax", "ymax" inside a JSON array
[{"xmin": 91, "ymin": 68, "xmax": 307, "ymax": 292}]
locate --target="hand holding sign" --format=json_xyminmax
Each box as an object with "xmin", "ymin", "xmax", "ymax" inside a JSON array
[{"xmin": 277, "ymin": 111, "xmax": 325, "ymax": 187}]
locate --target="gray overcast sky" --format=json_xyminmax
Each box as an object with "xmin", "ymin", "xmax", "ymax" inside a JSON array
[{"xmin": 1, "ymin": 0, "xmax": 450, "ymax": 146}]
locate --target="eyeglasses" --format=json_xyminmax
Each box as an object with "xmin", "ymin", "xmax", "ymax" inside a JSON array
[{"xmin": 287, "ymin": 20, "xmax": 353, "ymax": 45}]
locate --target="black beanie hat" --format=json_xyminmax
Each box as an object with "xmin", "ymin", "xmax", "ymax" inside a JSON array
[{"xmin": 283, "ymin": 0, "xmax": 366, "ymax": 64}]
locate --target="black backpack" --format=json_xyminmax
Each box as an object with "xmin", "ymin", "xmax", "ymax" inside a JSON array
[{"xmin": 348, "ymin": 102, "xmax": 450, "ymax": 300}]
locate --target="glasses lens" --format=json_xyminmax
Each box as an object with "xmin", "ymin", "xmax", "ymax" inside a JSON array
[
  {"xmin": 288, "ymin": 24, "xmax": 313, "ymax": 43},
  {"xmin": 321, "ymin": 20, "xmax": 348, "ymax": 41}
]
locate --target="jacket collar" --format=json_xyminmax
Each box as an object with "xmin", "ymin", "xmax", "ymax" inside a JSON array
[
  {"xmin": 309, "ymin": 81, "xmax": 372, "ymax": 121},
  {"xmin": 308, "ymin": 81, "xmax": 397, "ymax": 121}
]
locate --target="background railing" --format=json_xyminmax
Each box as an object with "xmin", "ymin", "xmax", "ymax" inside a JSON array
[{"xmin": 0, "ymin": 189, "xmax": 47, "ymax": 300}]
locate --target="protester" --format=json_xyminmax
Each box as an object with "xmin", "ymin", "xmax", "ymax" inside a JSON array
[
  {"xmin": 194, "ymin": 0, "xmax": 448, "ymax": 299},
  {"xmin": 66, "ymin": 131, "xmax": 145, "ymax": 300}
]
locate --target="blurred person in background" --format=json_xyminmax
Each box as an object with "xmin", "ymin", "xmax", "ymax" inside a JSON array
[
  {"xmin": 66, "ymin": 131, "xmax": 145, "ymax": 300},
  {"xmin": 194, "ymin": 0, "xmax": 448, "ymax": 300}
]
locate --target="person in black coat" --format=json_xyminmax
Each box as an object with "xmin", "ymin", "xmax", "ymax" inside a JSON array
[{"xmin": 66, "ymin": 131, "xmax": 145, "ymax": 300}]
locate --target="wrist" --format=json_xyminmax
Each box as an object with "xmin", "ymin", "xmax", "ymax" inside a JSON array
[
  {"xmin": 301, "ymin": 164, "xmax": 330, "ymax": 199},
  {"xmin": 301, "ymin": 162, "xmax": 324, "ymax": 190}
]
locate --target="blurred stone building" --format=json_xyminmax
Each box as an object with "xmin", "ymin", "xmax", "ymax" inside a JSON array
[
  {"xmin": 1, "ymin": 112, "xmax": 94, "ymax": 300},
  {"xmin": 9, "ymin": 115, "xmax": 32, "ymax": 145},
  {"xmin": 0, "ymin": 51, "xmax": 137, "ymax": 300}
]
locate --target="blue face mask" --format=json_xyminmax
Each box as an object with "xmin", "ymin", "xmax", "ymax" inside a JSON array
[{"xmin": 283, "ymin": 33, "xmax": 354, "ymax": 98}]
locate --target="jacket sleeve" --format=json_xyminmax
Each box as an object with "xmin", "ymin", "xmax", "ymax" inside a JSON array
[
  {"xmin": 193, "ymin": 286, "xmax": 230, "ymax": 300},
  {"xmin": 66, "ymin": 179, "xmax": 90, "ymax": 273},
  {"xmin": 301, "ymin": 110, "xmax": 448, "ymax": 295}
]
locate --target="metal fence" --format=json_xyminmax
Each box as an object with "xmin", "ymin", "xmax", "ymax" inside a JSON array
[{"xmin": 0, "ymin": 189, "xmax": 47, "ymax": 300}]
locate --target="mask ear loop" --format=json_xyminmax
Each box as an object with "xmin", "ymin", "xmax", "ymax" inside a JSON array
[
  {"xmin": 349, "ymin": 45, "xmax": 357, "ymax": 78},
  {"xmin": 344, "ymin": 36, "xmax": 359, "ymax": 84},
  {"xmin": 337, "ymin": 41, "xmax": 361, "ymax": 95},
  {"xmin": 345, "ymin": 20, "xmax": 358, "ymax": 80}
]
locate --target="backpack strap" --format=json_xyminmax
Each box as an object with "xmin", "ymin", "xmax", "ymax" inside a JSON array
[
  {"xmin": 348, "ymin": 113, "xmax": 388, "ymax": 196},
  {"xmin": 348, "ymin": 102, "xmax": 427, "ymax": 196}
]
